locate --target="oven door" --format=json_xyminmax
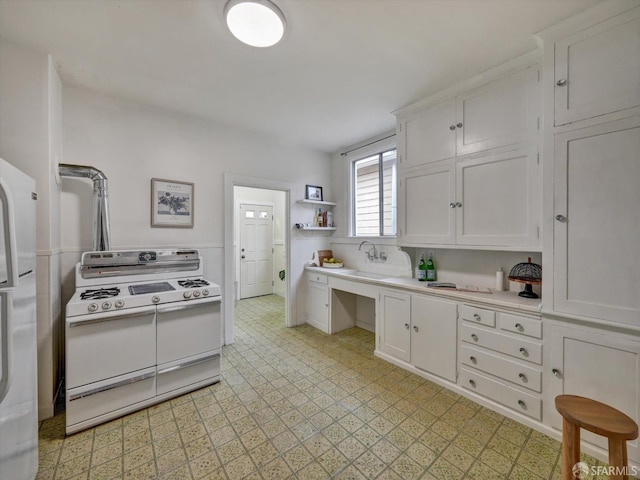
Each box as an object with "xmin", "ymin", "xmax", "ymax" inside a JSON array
[
  {"xmin": 156, "ymin": 296, "xmax": 221, "ymax": 365},
  {"xmin": 66, "ymin": 305, "xmax": 157, "ymax": 389}
]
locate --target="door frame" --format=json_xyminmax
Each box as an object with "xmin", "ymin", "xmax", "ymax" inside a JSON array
[{"xmin": 224, "ymin": 173, "xmax": 292, "ymax": 346}]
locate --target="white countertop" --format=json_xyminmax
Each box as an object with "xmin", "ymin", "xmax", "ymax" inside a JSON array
[{"xmin": 305, "ymin": 266, "xmax": 541, "ymax": 314}]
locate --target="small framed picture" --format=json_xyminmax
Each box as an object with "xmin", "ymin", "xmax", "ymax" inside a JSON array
[
  {"xmin": 151, "ymin": 178, "xmax": 194, "ymax": 228},
  {"xmin": 305, "ymin": 184, "xmax": 323, "ymax": 201}
]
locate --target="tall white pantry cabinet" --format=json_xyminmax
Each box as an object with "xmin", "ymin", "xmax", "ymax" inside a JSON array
[{"xmin": 538, "ymin": 1, "xmax": 640, "ymax": 464}]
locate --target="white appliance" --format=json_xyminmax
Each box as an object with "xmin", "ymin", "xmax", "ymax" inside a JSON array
[
  {"xmin": 65, "ymin": 249, "xmax": 222, "ymax": 434},
  {"xmin": 0, "ymin": 159, "xmax": 38, "ymax": 480}
]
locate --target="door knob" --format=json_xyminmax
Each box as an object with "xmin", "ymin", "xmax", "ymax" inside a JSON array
[
  {"xmin": 241, "ymin": 255, "xmax": 246, "ymax": 259},
  {"xmin": 456, "ymin": 122, "xmax": 463, "ymax": 128},
  {"xmin": 449, "ymin": 125, "xmax": 456, "ymax": 131},
  {"xmin": 556, "ymin": 79, "xmax": 567, "ymax": 86},
  {"xmin": 555, "ymin": 214, "xmax": 567, "ymax": 222},
  {"xmin": 241, "ymin": 248, "xmax": 245, "ymax": 252}
]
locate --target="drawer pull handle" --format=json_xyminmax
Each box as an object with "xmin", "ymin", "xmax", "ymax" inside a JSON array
[
  {"xmin": 552, "ymin": 368, "xmax": 562, "ymax": 378},
  {"xmin": 514, "ymin": 323, "xmax": 523, "ymax": 331},
  {"xmin": 468, "ymin": 379, "xmax": 476, "ymax": 388},
  {"xmin": 518, "ymin": 373, "xmax": 527, "ymax": 381},
  {"xmin": 519, "ymin": 347, "xmax": 528, "ymax": 356},
  {"xmin": 469, "ymin": 356, "xmax": 477, "ymax": 364},
  {"xmin": 556, "ymin": 79, "xmax": 567, "ymax": 86},
  {"xmin": 404, "ymin": 323, "xmax": 410, "ymax": 329},
  {"xmin": 471, "ymin": 334, "xmax": 478, "ymax": 341},
  {"xmin": 473, "ymin": 314, "xmax": 481, "ymax": 321},
  {"xmin": 157, "ymin": 353, "xmax": 220, "ymax": 375},
  {"xmin": 413, "ymin": 326, "xmax": 419, "ymax": 333},
  {"xmin": 518, "ymin": 400, "xmax": 527, "ymax": 409},
  {"xmin": 69, "ymin": 371, "xmax": 155, "ymax": 401}
]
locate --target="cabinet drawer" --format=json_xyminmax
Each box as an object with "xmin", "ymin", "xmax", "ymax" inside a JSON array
[
  {"xmin": 66, "ymin": 367, "xmax": 156, "ymax": 428},
  {"xmin": 499, "ymin": 313, "xmax": 541, "ymax": 339},
  {"xmin": 461, "ymin": 345, "xmax": 542, "ymax": 392},
  {"xmin": 460, "ymin": 367, "xmax": 541, "ymax": 420},
  {"xmin": 157, "ymin": 351, "xmax": 220, "ymax": 396},
  {"xmin": 461, "ymin": 305, "xmax": 495, "ymax": 327},
  {"xmin": 462, "ymin": 324, "xmax": 542, "ymax": 365},
  {"xmin": 308, "ymin": 272, "xmax": 328, "ymax": 284}
]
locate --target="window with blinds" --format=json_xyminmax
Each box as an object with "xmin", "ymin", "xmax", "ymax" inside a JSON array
[{"xmin": 352, "ymin": 149, "xmax": 397, "ymax": 236}]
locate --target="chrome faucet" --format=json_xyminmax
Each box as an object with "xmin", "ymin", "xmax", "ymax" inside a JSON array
[{"xmin": 358, "ymin": 241, "xmax": 377, "ymax": 260}]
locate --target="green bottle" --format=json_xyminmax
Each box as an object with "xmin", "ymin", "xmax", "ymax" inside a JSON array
[
  {"xmin": 418, "ymin": 254, "xmax": 427, "ymax": 281},
  {"xmin": 426, "ymin": 255, "xmax": 436, "ymax": 281}
]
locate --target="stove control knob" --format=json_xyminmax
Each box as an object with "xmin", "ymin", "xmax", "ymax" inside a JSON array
[
  {"xmin": 183, "ymin": 291, "xmax": 192, "ymax": 299},
  {"xmin": 202, "ymin": 289, "xmax": 209, "ymax": 296},
  {"xmin": 101, "ymin": 301, "xmax": 112, "ymax": 310},
  {"xmin": 88, "ymin": 303, "xmax": 99, "ymax": 313},
  {"xmin": 152, "ymin": 296, "xmax": 160, "ymax": 304},
  {"xmin": 193, "ymin": 290, "xmax": 201, "ymax": 298},
  {"xmin": 115, "ymin": 300, "xmax": 125, "ymax": 309}
]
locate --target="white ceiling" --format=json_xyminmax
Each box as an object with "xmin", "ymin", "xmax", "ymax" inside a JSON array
[{"xmin": 0, "ymin": 0, "xmax": 601, "ymax": 153}]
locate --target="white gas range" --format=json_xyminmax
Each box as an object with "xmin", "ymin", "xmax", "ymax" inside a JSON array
[{"xmin": 65, "ymin": 249, "xmax": 222, "ymax": 434}]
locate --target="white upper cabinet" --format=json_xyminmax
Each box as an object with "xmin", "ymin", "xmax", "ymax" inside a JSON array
[
  {"xmin": 553, "ymin": 116, "xmax": 640, "ymax": 325},
  {"xmin": 456, "ymin": 67, "xmax": 539, "ymax": 156},
  {"xmin": 397, "ymin": 64, "xmax": 539, "ymax": 170},
  {"xmin": 554, "ymin": 8, "xmax": 640, "ymax": 126},
  {"xmin": 402, "ymin": 99, "xmax": 456, "ymax": 168}
]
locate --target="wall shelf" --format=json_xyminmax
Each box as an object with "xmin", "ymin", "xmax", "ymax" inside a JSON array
[
  {"xmin": 297, "ymin": 226, "xmax": 337, "ymax": 231},
  {"xmin": 297, "ymin": 199, "xmax": 337, "ymax": 207}
]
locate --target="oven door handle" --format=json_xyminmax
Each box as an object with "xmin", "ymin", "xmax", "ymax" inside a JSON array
[
  {"xmin": 68, "ymin": 306, "xmax": 156, "ymax": 327},
  {"xmin": 157, "ymin": 352, "xmax": 220, "ymax": 375},
  {"xmin": 69, "ymin": 371, "xmax": 155, "ymax": 401},
  {"xmin": 157, "ymin": 297, "xmax": 221, "ymax": 314}
]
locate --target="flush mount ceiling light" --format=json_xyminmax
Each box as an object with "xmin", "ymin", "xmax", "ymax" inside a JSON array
[{"xmin": 224, "ymin": 0, "xmax": 286, "ymax": 47}]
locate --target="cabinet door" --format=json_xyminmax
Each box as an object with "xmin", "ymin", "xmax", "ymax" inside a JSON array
[
  {"xmin": 554, "ymin": 117, "xmax": 640, "ymax": 325},
  {"xmin": 379, "ymin": 289, "xmax": 411, "ymax": 363},
  {"xmin": 456, "ymin": 66, "xmax": 538, "ymax": 156},
  {"xmin": 411, "ymin": 295, "xmax": 457, "ymax": 382},
  {"xmin": 398, "ymin": 163, "xmax": 456, "ymax": 245},
  {"xmin": 307, "ymin": 282, "xmax": 329, "ymax": 333},
  {"xmin": 547, "ymin": 323, "xmax": 640, "ymax": 461},
  {"xmin": 554, "ymin": 8, "xmax": 640, "ymax": 126},
  {"xmin": 456, "ymin": 148, "xmax": 539, "ymax": 247},
  {"xmin": 400, "ymin": 99, "xmax": 456, "ymax": 169}
]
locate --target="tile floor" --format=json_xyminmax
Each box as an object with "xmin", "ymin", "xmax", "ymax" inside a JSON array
[{"xmin": 36, "ymin": 295, "xmax": 629, "ymax": 479}]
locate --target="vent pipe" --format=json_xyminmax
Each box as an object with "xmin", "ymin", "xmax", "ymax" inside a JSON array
[{"xmin": 59, "ymin": 164, "xmax": 111, "ymax": 251}]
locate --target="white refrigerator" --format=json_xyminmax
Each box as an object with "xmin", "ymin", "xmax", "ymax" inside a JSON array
[{"xmin": 0, "ymin": 158, "xmax": 38, "ymax": 479}]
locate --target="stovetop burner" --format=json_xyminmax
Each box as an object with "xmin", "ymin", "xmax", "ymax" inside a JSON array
[
  {"xmin": 178, "ymin": 279, "xmax": 210, "ymax": 288},
  {"xmin": 80, "ymin": 287, "xmax": 121, "ymax": 300}
]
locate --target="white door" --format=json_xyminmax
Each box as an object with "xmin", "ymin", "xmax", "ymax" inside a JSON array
[
  {"xmin": 398, "ymin": 163, "xmax": 456, "ymax": 246},
  {"xmin": 553, "ymin": 117, "xmax": 640, "ymax": 325},
  {"xmin": 456, "ymin": 148, "xmax": 539, "ymax": 248},
  {"xmin": 400, "ymin": 99, "xmax": 456, "ymax": 169},
  {"xmin": 554, "ymin": 8, "xmax": 640, "ymax": 126},
  {"xmin": 378, "ymin": 289, "xmax": 411, "ymax": 363},
  {"xmin": 240, "ymin": 204, "xmax": 273, "ymax": 299}
]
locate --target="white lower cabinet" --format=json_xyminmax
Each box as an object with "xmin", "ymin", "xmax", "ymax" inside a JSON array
[
  {"xmin": 378, "ymin": 289, "xmax": 457, "ymax": 382},
  {"xmin": 459, "ymin": 305, "xmax": 543, "ymax": 420},
  {"xmin": 545, "ymin": 321, "xmax": 640, "ymax": 463},
  {"xmin": 307, "ymin": 273, "xmax": 329, "ymax": 333}
]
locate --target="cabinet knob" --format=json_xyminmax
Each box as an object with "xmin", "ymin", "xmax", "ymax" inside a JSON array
[
  {"xmin": 473, "ymin": 313, "xmax": 481, "ymax": 321},
  {"xmin": 455, "ymin": 202, "xmax": 462, "ymax": 208},
  {"xmin": 471, "ymin": 334, "xmax": 478, "ymax": 341},
  {"xmin": 518, "ymin": 400, "xmax": 527, "ymax": 409},
  {"xmin": 449, "ymin": 125, "xmax": 456, "ymax": 131},
  {"xmin": 470, "ymin": 356, "xmax": 477, "ymax": 364},
  {"xmin": 556, "ymin": 79, "xmax": 567, "ymax": 86},
  {"xmin": 514, "ymin": 323, "xmax": 523, "ymax": 331},
  {"xmin": 241, "ymin": 255, "xmax": 246, "ymax": 259},
  {"xmin": 519, "ymin": 347, "xmax": 528, "ymax": 356},
  {"xmin": 404, "ymin": 323, "xmax": 410, "ymax": 330},
  {"xmin": 456, "ymin": 122, "xmax": 463, "ymax": 128},
  {"xmin": 413, "ymin": 326, "xmax": 419, "ymax": 333},
  {"xmin": 552, "ymin": 368, "xmax": 562, "ymax": 378},
  {"xmin": 450, "ymin": 202, "xmax": 456, "ymax": 208},
  {"xmin": 468, "ymin": 379, "xmax": 476, "ymax": 388},
  {"xmin": 518, "ymin": 373, "xmax": 527, "ymax": 381},
  {"xmin": 555, "ymin": 214, "xmax": 567, "ymax": 223}
]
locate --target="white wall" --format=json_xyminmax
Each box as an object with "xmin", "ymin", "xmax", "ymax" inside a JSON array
[
  {"xmin": 0, "ymin": 38, "xmax": 63, "ymax": 419},
  {"xmin": 61, "ymin": 86, "xmax": 332, "ymax": 328}
]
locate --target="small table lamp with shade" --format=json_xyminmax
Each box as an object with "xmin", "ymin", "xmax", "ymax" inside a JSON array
[{"xmin": 508, "ymin": 257, "xmax": 542, "ymax": 298}]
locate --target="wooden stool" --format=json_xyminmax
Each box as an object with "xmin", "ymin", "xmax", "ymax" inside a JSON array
[{"xmin": 555, "ymin": 395, "xmax": 638, "ymax": 480}]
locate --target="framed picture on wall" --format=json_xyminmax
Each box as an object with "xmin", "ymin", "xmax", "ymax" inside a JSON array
[
  {"xmin": 305, "ymin": 184, "xmax": 323, "ymax": 201},
  {"xmin": 151, "ymin": 178, "xmax": 194, "ymax": 228}
]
